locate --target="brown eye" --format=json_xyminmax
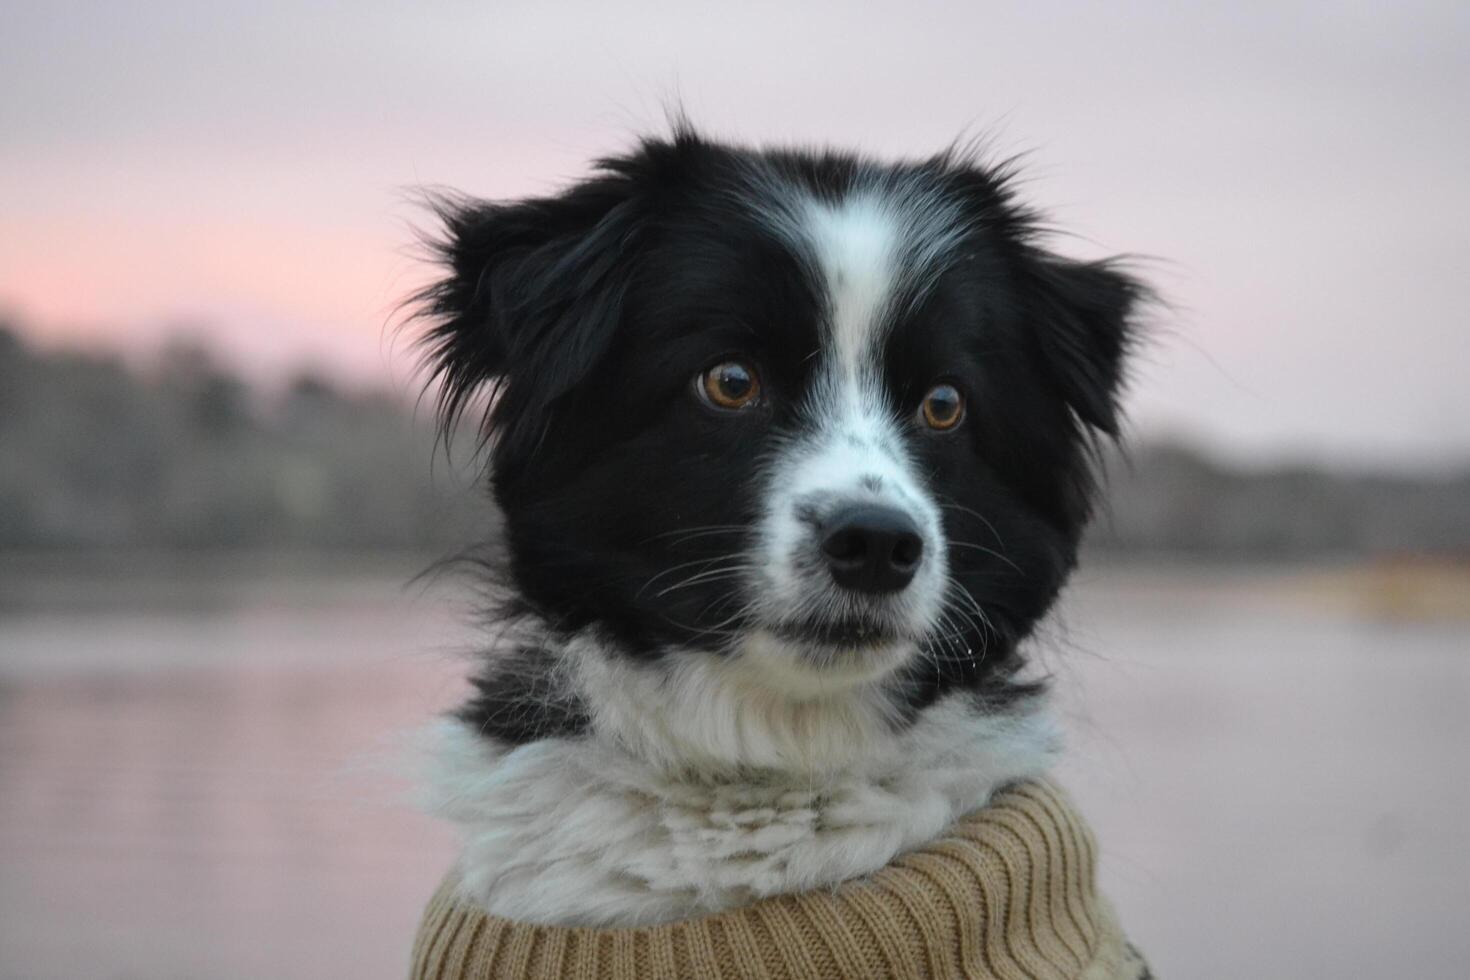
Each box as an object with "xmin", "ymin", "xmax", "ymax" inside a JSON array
[
  {"xmin": 696, "ymin": 360, "xmax": 762, "ymax": 411},
  {"xmin": 919, "ymin": 383, "xmax": 965, "ymax": 431}
]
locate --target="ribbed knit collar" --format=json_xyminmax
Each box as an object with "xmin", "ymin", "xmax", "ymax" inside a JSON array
[{"xmin": 410, "ymin": 780, "xmax": 1148, "ymax": 980}]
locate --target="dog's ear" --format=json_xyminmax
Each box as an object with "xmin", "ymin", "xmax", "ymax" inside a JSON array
[
  {"xmin": 1023, "ymin": 255, "xmax": 1142, "ymax": 437},
  {"xmin": 415, "ymin": 172, "xmax": 644, "ymax": 458}
]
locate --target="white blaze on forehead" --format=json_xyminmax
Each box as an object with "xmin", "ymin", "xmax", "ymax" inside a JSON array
[
  {"xmin": 745, "ymin": 183, "xmax": 958, "ymax": 653},
  {"xmin": 739, "ymin": 163, "xmax": 968, "ymax": 381},
  {"xmin": 800, "ymin": 194, "xmax": 903, "ymax": 381}
]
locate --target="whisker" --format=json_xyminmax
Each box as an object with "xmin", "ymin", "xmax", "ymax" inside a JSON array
[
  {"xmin": 931, "ymin": 579, "xmax": 998, "ymax": 662},
  {"xmin": 948, "ymin": 540, "xmax": 1023, "ymax": 573},
  {"xmin": 936, "ymin": 496, "xmax": 1008, "ymax": 548},
  {"xmin": 946, "ymin": 582, "xmax": 999, "ymax": 659},
  {"xmin": 640, "ymin": 525, "xmax": 747, "ymax": 546},
  {"xmin": 636, "ymin": 555, "xmax": 739, "ymax": 597},
  {"xmin": 661, "ymin": 598, "xmax": 759, "ymax": 642},
  {"xmin": 655, "ymin": 565, "xmax": 756, "ymax": 597}
]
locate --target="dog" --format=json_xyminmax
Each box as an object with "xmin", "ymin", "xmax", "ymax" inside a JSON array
[{"xmin": 412, "ymin": 124, "xmax": 1141, "ymax": 928}]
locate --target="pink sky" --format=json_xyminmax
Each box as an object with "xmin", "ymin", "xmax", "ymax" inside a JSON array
[{"xmin": 3, "ymin": 1, "xmax": 1467, "ymax": 469}]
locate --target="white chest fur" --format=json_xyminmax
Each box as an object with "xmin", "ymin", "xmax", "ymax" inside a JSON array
[{"xmin": 424, "ymin": 661, "xmax": 1058, "ymax": 927}]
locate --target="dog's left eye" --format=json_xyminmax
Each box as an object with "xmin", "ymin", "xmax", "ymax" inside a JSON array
[
  {"xmin": 919, "ymin": 382, "xmax": 965, "ymax": 431},
  {"xmin": 695, "ymin": 360, "xmax": 762, "ymax": 411}
]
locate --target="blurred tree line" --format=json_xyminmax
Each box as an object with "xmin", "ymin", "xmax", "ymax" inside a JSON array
[
  {"xmin": 1088, "ymin": 444, "xmax": 1470, "ymax": 561},
  {"xmin": 2, "ymin": 321, "xmax": 1467, "ymax": 559},
  {"xmin": 0, "ymin": 323, "xmax": 490, "ymax": 551}
]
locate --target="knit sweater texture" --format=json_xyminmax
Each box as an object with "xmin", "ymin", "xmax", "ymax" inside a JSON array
[{"xmin": 409, "ymin": 780, "xmax": 1150, "ymax": 979}]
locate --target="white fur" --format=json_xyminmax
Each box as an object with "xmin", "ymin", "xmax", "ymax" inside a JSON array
[
  {"xmin": 424, "ymin": 632, "xmax": 1058, "ymax": 926},
  {"xmin": 802, "ymin": 193, "xmax": 900, "ymax": 381},
  {"xmin": 749, "ymin": 190, "xmax": 951, "ymax": 662}
]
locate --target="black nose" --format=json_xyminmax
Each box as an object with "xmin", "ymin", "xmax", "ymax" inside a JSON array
[{"xmin": 819, "ymin": 505, "xmax": 924, "ymax": 595}]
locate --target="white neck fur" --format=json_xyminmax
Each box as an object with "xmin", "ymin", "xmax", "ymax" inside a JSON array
[{"xmin": 423, "ymin": 635, "xmax": 1058, "ymax": 927}]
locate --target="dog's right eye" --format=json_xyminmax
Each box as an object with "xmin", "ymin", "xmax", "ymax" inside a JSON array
[{"xmin": 695, "ymin": 360, "xmax": 762, "ymax": 411}]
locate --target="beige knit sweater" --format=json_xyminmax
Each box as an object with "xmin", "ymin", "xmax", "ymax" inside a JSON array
[{"xmin": 410, "ymin": 780, "xmax": 1150, "ymax": 979}]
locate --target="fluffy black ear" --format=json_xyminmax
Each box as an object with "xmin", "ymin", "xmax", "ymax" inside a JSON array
[
  {"xmin": 1025, "ymin": 256, "xmax": 1142, "ymax": 437},
  {"xmin": 414, "ymin": 171, "xmax": 644, "ymax": 459}
]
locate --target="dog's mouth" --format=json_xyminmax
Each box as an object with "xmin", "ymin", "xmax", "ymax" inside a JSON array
[{"xmin": 768, "ymin": 614, "xmax": 909, "ymax": 650}]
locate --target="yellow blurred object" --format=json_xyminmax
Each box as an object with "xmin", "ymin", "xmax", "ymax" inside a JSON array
[{"xmin": 1354, "ymin": 556, "xmax": 1470, "ymax": 622}]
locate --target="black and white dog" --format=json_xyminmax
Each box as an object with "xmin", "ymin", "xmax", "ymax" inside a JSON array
[{"xmin": 414, "ymin": 126, "xmax": 1140, "ymax": 927}]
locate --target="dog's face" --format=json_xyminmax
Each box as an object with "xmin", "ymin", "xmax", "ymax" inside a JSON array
[{"xmin": 421, "ymin": 131, "xmax": 1137, "ymax": 714}]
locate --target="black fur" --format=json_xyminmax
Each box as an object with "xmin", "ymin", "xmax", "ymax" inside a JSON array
[
  {"xmin": 416, "ymin": 126, "xmax": 1140, "ymax": 735},
  {"xmin": 455, "ymin": 645, "xmax": 591, "ymax": 744}
]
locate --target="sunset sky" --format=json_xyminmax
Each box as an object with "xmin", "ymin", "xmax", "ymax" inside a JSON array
[{"xmin": 2, "ymin": 1, "xmax": 1466, "ymax": 469}]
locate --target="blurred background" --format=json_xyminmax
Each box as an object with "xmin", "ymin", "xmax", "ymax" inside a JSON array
[{"xmin": 2, "ymin": 2, "xmax": 1468, "ymax": 978}]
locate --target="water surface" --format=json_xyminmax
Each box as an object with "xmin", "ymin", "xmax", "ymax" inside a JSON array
[{"xmin": 1, "ymin": 557, "xmax": 1466, "ymax": 979}]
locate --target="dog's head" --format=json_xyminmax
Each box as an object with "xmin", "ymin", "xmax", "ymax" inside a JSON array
[{"xmin": 418, "ymin": 128, "xmax": 1139, "ymax": 722}]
